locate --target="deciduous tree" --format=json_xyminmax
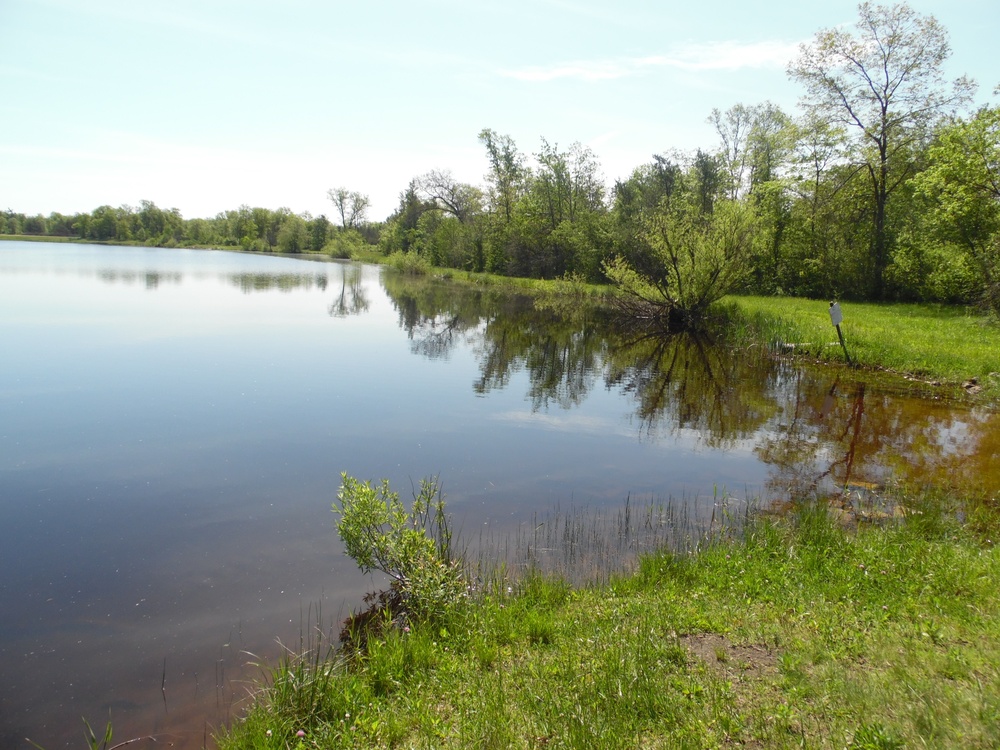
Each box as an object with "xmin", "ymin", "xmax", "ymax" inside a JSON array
[
  {"xmin": 913, "ymin": 104, "xmax": 1000, "ymax": 312},
  {"xmin": 788, "ymin": 1, "xmax": 975, "ymax": 298},
  {"xmin": 327, "ymin": 187, "xmax": 371, "ymax": 230}
]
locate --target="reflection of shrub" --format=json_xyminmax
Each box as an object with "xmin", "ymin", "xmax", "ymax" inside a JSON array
[{"xmin": 333, "ymin": 474, "xmax": 463, "ymax": 622}]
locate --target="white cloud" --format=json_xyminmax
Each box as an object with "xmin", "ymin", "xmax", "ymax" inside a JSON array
[{"xmin": 501, "ymin": 39, "xmax": 801, "ymax": 82}]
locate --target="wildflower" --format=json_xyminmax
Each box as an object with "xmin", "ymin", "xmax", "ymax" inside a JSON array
[
  {"xmin": 403, "ymin": 625, "xmax": 410, "ymax": 633},
  {"xmin": 265, "ymin": 729, "xmax": 272, "ymax": 737},
  {"xmin": 296, "ymin": 729, "xmax": 306, "ymax": 737}
]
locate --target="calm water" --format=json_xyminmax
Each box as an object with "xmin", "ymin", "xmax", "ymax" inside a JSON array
[{"xmin": 1, "ymin": 243, "xmax": 995, "ymax": 748}]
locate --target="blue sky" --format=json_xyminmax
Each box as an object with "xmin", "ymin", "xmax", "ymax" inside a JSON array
[{"xmin": 1, "ymin": 0, "xmax": 996, "ymax": 223}]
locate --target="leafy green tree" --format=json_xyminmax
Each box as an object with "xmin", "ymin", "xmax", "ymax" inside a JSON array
[
  {"xmin": 690, "ymin": 149, "xmax": 723, "ymax": 215},
  {"xmin": 504, "ymin": 138, "xmax": 609, "ymax": 279},
  {"xmin": 479, "ymin": 129, "xmax": 531, "ymax": 273},
  {"xmin": 137, "ymin": 199, "xmax": 166, "ymax": 242},
  {"xmin": 478, "ymin": 128, "xmax": 528, "ymax": 223},
  {"xmin": 612, "ymin": 155, "xmax": 684, "ymax": 270},
  {"xmin": 788, "ymin": 1, "xmax": 975, "ymax": 299},
  {"xmin": 276, "ymin": 213, "xmax": 309, "ymax": 253},
  {"xmin": 709, "ymin": 104, "xmax": 757, "ymax": 200},
  {"xmin": 745, "ymin": 102, "xmax": 794, "ymax": 190},
  {"xmin": 709, "ymin": 102, "xmax": 794, "ymax": 292},
  {"xmin": 308, "ymin": 214, "xmax": 332, "ymax": 251},
  {"xmin": 22, "ymin": 214, "xmax": 46, "ymax": 234},
  {"xmin": 46, "ymin": 212, "xmax": 75, "ymax": 237},
  {"xmin": 250, "ymin": 206, "xmax": 288, "ymax": 251},
  {"xmin": 912, "ymin": 104, "xmax": 1000, "ymax": 312},
  {"xmin": 410, "ymin": 170, "xmax": 486, "ymax": 270},
  {"xmin": 379, "ymin": 181, "xmax": 436, "ymax": 256},
  {"xmin": 230, "ymin": 205, "xmax": 258, "ymax": 250}
]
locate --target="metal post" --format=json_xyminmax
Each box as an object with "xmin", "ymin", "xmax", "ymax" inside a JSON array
[{"xmin": 829, "ymin": 301, "xmax": 852, "ymax": 366}]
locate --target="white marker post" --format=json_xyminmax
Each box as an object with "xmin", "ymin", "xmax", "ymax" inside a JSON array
[{"xmin": 829, "ymin": 301, "xmax": 852, "ymax": 365}]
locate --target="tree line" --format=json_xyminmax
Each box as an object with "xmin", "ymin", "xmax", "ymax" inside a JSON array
[
  {"xmin": 4, "ymin": 4, "xmax": 998, "ymax": 318},
  {"xmin": 0, "ymin": 200, "xmax": 377, "ymax": 256}
]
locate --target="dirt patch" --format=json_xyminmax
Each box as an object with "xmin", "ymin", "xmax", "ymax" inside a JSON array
[{"xmin": 681, "ymin": 633, "xmax": 779, "ymax": 682}]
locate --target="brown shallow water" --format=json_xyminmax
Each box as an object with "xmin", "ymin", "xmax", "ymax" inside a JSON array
[{"xmin": 0, "ymin": 243, "xmax": 995, "ymax": 748}]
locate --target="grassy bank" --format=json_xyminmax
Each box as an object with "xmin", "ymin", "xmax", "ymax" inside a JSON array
[
  {"xmin": 217, "ymin": 489, "xmax": 1000, "ymax": 749},
  {"xmin": 722, "ymin": 296, "xmax": 1000, "ymax": 401}
]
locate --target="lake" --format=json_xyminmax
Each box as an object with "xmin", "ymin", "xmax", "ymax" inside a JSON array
[{"xmin": 0, "ymin": 242, "xmax": 995, "ymax": 748}]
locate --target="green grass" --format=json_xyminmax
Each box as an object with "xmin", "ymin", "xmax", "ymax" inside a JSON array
[
  {"xmin": 216, "ymin": 489, "xmax": 1000, "ymax": 749},
  {"xmin": 722, "ymin": 295, "xmax": 1000, "ymax": 399}
]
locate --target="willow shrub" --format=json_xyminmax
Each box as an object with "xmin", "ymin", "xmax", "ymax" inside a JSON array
[{"xmin": 333, "ymin": 473, "xmax": 464, "ymax": 621}]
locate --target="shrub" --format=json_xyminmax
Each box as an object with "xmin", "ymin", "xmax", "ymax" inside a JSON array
[
  {"xmin": 321, "ymin": 229, "xmax": 368, "ymax": 259},
  {"xmin": 333, "ymin": 474, "xmax": 464, "ymax": 621},
  {"xmin": 386, "ymin": 250, "xmax": 432, "ymax": 275}
]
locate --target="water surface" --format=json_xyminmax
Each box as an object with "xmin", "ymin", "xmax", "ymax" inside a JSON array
[{"xmin": 0, "ymin": 243, "xmax": 994, "ymax": 748}]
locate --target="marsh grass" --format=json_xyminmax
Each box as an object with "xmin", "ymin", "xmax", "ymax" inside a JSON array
[
  {"xmin": 467, "ymin": 490, "xmax": 749, "ymax": 590},
  {"xmin": 217, "ymin": 484, "xmax": 1000, "ymax": 749},
  {"xmin": 722, "ymin": 295, "xmax": 1000, "ymax": 399}
]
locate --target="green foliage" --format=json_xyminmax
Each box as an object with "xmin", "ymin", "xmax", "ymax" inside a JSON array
[
  {"xmin": 386, "ymin": 250, "xmax": 432, "ymax": 275},
  {"xmin": 605, "ymin": 198, "xmax": 759, "ymax": 330},
  {"xmin": 322, "ymin": 228, "xmax": 368, "ymax": 259},
  {"xmin": 888, "ymin": 239, "xmax": 980, "ymax": 304},
  {"xmin": 850, "ymin": 722, "xmax": 906, "ymax": 749},
  {"xmin": 221, "ymin": 484, "xmax": 1000, "ymax": 749},
  {"xmin": 276, "ymin": 214, "xmax": 309, "ymax": 253},
  {"xmin": 912, "ymin": 105, "xmax": 1000, "ymax": 314},
  {"xmin": 333, "ymin": 474, "xmax": 463, "ymax": 619}
]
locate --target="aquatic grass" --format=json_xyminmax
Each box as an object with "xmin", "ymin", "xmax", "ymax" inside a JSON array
[{"xmin": 468, "ymin": 490, "xmax": 750, "ymax": 590}]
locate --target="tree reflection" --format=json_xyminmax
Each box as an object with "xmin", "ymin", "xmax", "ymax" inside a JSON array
[
  {"xmin": 381, "ymin": 271, "xmax": 486, "ymax": 359},
  {"xmin": 327, "ymin": 264, "xmax": 369, "ymax": 318},
  {"xmin": 757, "ymin": 375, "xmax": 999, "ymax": 502},
  {"xmin": 230, "ymin": 272, "xmax": 329, "ymax": 293},
  {"xmin": 379, "ymin": 270, "xmax": 998, "ymax": 497},
  {"xmin": 95, "ymin": 269, "xmax": 182, "ymax": 287},
  {"xmin": 605, "ymin": 332, "xmax": 779, "ymax": 446},
  {"xmin": 381, "ymin": 271, "xmax": 606, "ymax": 408},
  {"xmin": 477, "ymin": 307, "xmax": 604, "ymax": 410}
]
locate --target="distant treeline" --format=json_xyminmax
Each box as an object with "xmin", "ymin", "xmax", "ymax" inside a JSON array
[
  {"xmin": 0, "ymin": 202, "xmax": 378, "ymax": 256},
  {"xmin": 5, "ymin": 4, "xmax": 998, "ymax": 313}
]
